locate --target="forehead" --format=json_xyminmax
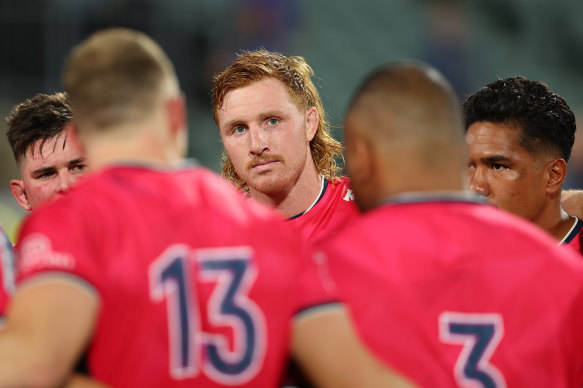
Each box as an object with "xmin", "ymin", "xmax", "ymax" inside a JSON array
[
  {"xmin": 218, "ymin": 78, "xmax": 299, "ymax": 122},
  {"xmin": 20, "ymin": 131, "xmax": 83, "ymax": 171},
  {"xmin": 466, "ymin": 121, "xmax": 524, "ymax": 153}
]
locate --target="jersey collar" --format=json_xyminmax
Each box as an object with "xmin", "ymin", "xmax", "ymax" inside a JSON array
[
  {"xmin": 288, "ymin": 176, "xmax": 328, "ymax": 220},
  {"xmin": 559, "ymin": 216, "xmax": 583, "ymax": 245},
  {"xmin": 106, "ymin": 158, "xmax": 199, "ymax": 172},
  {"xmin": 380, "ymin": 190, "xmax": 487, "ymax": 207}
]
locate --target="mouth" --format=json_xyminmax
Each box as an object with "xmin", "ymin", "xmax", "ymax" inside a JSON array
[{"xmin": 251, "ymin": 159, "xmax": 279, "ymax": 172}]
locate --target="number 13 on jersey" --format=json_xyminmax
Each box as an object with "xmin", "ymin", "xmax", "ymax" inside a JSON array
[
  {"xmin": 439, "ymin": 312, "xmax": 507, "ymax": 388},
  {"xmin": 149, "ymin": 245, "xmax": 267, "ymax": 384}
]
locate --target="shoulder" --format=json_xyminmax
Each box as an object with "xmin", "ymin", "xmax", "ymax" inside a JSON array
[
  {"xmin": 328, "ymin": 176, "xmax": 351, "ymax": 194},
  {"xmin": 322, "ymin": 177, "xmax": 356, "ymax": 207},
  {"xmin": 324, "ymin": 200, "xmax": 583, "ymax": 263}
]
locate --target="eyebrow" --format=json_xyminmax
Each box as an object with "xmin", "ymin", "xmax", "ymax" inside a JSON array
[
  {"xmin": 31, "ymin": 158, "xmax": 85, "ymax": 176},
  {"xmin": 32, "ymin": 166, "xmax": 56, "ymax": 176},
  {"xmin": 68, "ymin": 158, "xmax": 86, "ymax": 165},
  {"xmin": 480, "ymin": 155, "xmax": 512, "ymax": 163},
  {"xmin": 260, "ymin": 110, "xmax": 286, "ymax": 119}
]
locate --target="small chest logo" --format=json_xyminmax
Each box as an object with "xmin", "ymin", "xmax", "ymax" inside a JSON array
[{"xmin": 343, "ymin": 189, "xmax": 355, "ymax": 202}]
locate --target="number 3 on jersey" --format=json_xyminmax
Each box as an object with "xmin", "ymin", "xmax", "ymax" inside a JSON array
[
  {"xmin": 150, "ymin": 245, "xmax": 266, "ymax": 384},
  {"xmin": 439, "ymin": 312, "xmax": 507, "ymax": 388}
]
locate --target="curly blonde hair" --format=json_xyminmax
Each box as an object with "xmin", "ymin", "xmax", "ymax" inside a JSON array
[{"xmin": 212, "ymin": 49, "xmax": 343, "ymax": 190}]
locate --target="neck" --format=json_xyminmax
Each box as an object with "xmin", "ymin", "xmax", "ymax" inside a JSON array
[
  {"xmin": 83, "ymin": 124, "xmax": 182, "ymax": 172},
  {"xmin": 249, "ymin": 160, "xmax": 322, "ymax": 218},
  {"xmin": 380, "ymin": 167, "xmax": 466, "ymax": 202},
  {"xmin": 534, "ymin": 198, "xmax": 575, "ymax": 241}
]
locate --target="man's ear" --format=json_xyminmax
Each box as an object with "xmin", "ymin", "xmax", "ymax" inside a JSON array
[
  {"xmin": 546, "ymin": 159, "xmax": 568, "ymax": 195},
  {"xmin": 346, "ymin": 134, "xmax": 378, "ymax": 212},
  {"xmin": 305, "ymin": 107, "xmax": 319, "ymax": 142},
  {"xmin": 10, "ymin": 179, "xmax": 31, "ymax": 211},
  {"xmin": 64, "ymin": 122, "xmax": 85, "ymax": 155},
  {"xmin": 347, "ymin": 134, "xmax": 377, "ymax": 194},
  {"xmin": 167, "ymin": 94, "xmax": 187, "ymax": 135},
  {"xmin": 166, "ymin": 94, "xmax": 188, "ymax": 157}
]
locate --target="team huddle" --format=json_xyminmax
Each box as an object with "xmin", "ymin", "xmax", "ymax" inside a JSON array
[{"xmin": 1, "ymin": 27, "xmax": 583, "ymax": 388}]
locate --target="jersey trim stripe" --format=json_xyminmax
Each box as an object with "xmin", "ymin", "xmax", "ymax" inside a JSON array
[
  {"xmin": 293, "ymin": 301, "xmax": 343, "ymax": 324},
  {"xmin": 0, "ymin": 230, "xmax": 14, "ymax": 296},
  {"xmin": 382, "ymin": 191, "xmax": 488, "ymax": 206},
  {"xmin": 16, "ymin": 271, "xmax": 99, "ymax": 301},
  {"xmin": 288, "ymin": 176, "xmax": 329, "ymax": 220},
  {"xmin": 559, "ymin": 217, "xmax": 583, "ymax": 245}
]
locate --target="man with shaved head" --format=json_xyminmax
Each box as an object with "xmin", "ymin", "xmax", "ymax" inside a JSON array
[{"xmin": 319, "ymin": 62, "xmax": 583, "ymax": 386}]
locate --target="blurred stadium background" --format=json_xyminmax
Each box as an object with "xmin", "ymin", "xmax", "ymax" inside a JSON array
[{"xmin": 2, "ymin": 0, "xmax": 583, "ymax": 240}]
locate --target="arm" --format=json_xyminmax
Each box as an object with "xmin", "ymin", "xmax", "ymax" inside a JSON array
[
  {"xmin": 65, "ymin": 375, "xmax": 110, "ymax": 388},
  {"xmin": 561, "ymin": 189, "xmax": 583, "ymax": 219},
  {"xmin": 0, "ymin": 276, "xmax": 98, "ymax": 387},
  {"xmin": 292, "ymin": 307, "xmax": 417, "ymax": 388}
]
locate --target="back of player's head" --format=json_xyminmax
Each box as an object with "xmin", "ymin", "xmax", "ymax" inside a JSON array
[
  {"xmin": 6, "ymin": 92, "xmax": 72, "ymax": 166},
  {"xmin": 346, "ymin": 61, "xmax": 466, "ymax": 169},
  {"xmin": 63, "ymin": 28, "xmax": 179, "ymax": 131},
  {"xmin": 462, "ymin": 76, "xmax": 576, "ymax": 162},
  {"xmin": 213, "ymin": 49, "xmax": 342, "ymax": 189}
]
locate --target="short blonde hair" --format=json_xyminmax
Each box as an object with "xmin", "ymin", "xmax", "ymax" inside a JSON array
[
  {"xmin": 212, "ymin": 49, "xmax": 343, "ymax": 190},
  {"xmin": 63, "ymin": 28, "xmax": 178, "ymax": 130}
]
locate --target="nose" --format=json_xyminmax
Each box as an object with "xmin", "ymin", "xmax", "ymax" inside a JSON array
[
  {"xmin": 249, "ymin": 125, "xmax": 268, "ymax": 156},
  {"xmin": 469, "ymin": 166, "xmax": 490, "ymax": 196}
]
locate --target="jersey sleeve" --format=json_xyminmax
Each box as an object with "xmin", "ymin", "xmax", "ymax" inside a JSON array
[
  {"xmin": 0, "ymin": 227, "xmax": 15, "ymax": 317},
  {"xmin": 292, "ymin": 241, "xmax": 342, "ymax": 321},
  {"xmin": 561, "ymin": 259, "xmax": 583, "ymax": 385},
  {"xmin": 15, "ymin": 205, "xmax": 101, "ymax": 296}
]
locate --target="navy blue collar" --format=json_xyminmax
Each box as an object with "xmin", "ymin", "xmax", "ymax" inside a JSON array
[
  {"xmin": 560, "ymin": 217, "xmax": 583, "ymax": 245},
  {"xmin": 107, "ymin": 158, "xmax": 199, "ymax": 171},
  {"xmin": 380, "ymin": 191, "xmax": 488, "ymax": 207},
  {"xmin": 288, "ymin": 177, "xmax": 329, "ymax": 220}
]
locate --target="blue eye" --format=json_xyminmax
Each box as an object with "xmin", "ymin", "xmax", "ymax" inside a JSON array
[
  {"xmin": 234, "ymin": 126, "xmax": 246, "ymax": 134},
  {"xmin": 267, "ymin": 118, "xmax": 279, "ymax": 125}
]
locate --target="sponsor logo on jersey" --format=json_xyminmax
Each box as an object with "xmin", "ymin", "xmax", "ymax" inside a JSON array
[{"xmin": 19, "ymin": 233, "xmax": 75, "ymax": 273}]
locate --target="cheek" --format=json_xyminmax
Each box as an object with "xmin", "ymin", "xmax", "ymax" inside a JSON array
[
  {"xmin": 490, "ymin": 175, "xmax": 524, "ymax": 202},
  {"xmin": 25, "ymin": 181, "xmax": 56, "ymax": 205},
  {"xmin": 490, "ymin": 169, "xmax": 521, "ymax": 188},
  {"xmin": 285, "ymin": 129, "xmax": 310, "ymax": 160},
  {"xmin": 502, "ymin": 170, "xmax": 521, "ymax": 181},
  {"xmin": 223, "ymin": 139, "xmax": 245, "ymax": 162}
]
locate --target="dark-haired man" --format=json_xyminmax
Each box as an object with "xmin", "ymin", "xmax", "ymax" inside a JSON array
[
  {"xmin": 463, "ymin": 76, "xmax": 583, "ymax": 252},
  {"xmin": 6, "ymin": 92, "xmax": 87, "ymax": 211}
]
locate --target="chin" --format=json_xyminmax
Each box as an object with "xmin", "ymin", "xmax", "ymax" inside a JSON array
[
  {"xmin": 253, "ymin": 183, "xmax": 286, "ymax": 196},
  {"xmin": 249, "ymin": 177, "xmax": 288, "ymax": 196}
]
